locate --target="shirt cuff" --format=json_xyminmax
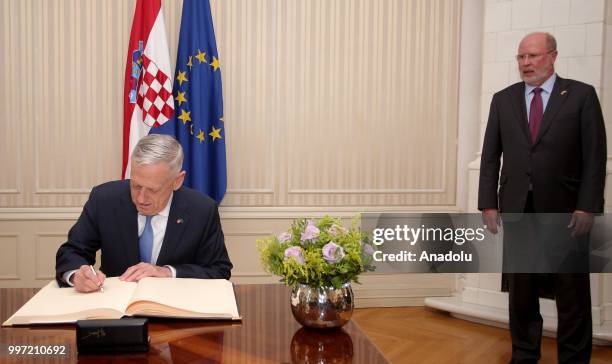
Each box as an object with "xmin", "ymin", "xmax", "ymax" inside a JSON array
[
  {"xmin": 164, "ymin": 265, "xmax": 176, "ymax": 278},
  {"xmin": 63, "ymin": 270, "xmax": 77, "ymax": 286}
]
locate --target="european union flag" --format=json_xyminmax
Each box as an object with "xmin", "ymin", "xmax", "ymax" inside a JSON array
[{"xmin": 152, "ymin": 0, "xmax": 226, "ymax": 203}]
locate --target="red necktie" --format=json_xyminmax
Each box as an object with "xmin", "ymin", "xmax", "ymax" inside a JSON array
[{"xmin": 529, "ymin": 87, "xmax": 543, "ymax": 144}]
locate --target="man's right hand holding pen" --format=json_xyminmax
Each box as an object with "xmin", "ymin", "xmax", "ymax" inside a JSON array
[{"xmin": 71, "ymin": 264, "xmax": 106, "ymax": 293}]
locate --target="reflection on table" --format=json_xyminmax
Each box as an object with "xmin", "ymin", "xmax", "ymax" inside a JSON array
[{"xmin": 0, "ymin": 284, "xmax": 388, "ymax": 363}]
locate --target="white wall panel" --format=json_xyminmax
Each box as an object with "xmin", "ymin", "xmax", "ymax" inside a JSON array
[
  {"xmin": 0, "ymin": 0, "xmax": 461, "ymax": 298},
  {"xmin": 35, "ymin": 233, "xmax": 66, "ymax": 280},
  {"xmin": 0, "ymin": 0, "xmax": 461, "ymax": 209},
  {"xmin": 0, "ymin": 235, "xmax": 19, "ymax": 279}
]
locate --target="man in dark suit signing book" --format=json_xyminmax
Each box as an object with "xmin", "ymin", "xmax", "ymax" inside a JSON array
[
  {"xmin": 479, "ymin": 32, "xmax": 606, "ymax": 363},
  {"xmin": 56, "ymin": 134, "xmax": 233, "ymax": 292}
]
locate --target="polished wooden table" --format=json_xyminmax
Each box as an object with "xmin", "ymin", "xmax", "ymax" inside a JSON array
[{"xmin": 0, "ymin": 284, "xmax": 388, "ymax": 363}]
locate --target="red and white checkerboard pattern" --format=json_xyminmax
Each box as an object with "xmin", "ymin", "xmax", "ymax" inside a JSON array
[{"xmin": 137, "ymin": 55, "xmax": 174, "ymax": 126}]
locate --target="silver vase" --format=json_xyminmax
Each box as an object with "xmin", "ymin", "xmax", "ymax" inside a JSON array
[{"xmin": 290, "ymin": 283, "xmax": 354, "ymax": 329}]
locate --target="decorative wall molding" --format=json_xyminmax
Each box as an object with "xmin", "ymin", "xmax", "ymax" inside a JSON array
[
  {"xmin": 0, "ymin": 208, "xmax": 82, "ymax": 221},
  {"xmin": 0, "ymin": 206, "xmax": 464, "ymax": 222},
  {"xmin": 0, "ymin": 217, "xmax": 455, "ymax": 308},
  {"xmin": 226, "ymin": 189, "xmax": 275, "ymax": 194},
  {"xmin": 34, "ymin": 189, "xmax": 92, "ymax": 194},
  {"xmin": 287, "ymin": 188, "xmax": 447, "ymax": 194},
  {"xmin": 0, "ymin": 234, "xmax": 19, "ymax": 280},
  {"xmin": 0, "ymin": 189, "xmax": 20, "ymax": 194},
  {"xmin": 35, "ymin": 233, "xmax": 67, "ymax": 280},
  {"xmin": 604, "ymin": 303, "xmax": 612, "ymax": 321}
]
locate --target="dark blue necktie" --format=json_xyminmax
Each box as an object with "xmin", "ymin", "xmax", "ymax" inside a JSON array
[{"xmin": 139, "ymin": 216, "xmax": 154, "ymax": 263}]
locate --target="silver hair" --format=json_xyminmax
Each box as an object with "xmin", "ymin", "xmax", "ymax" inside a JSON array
[{"xmin": 131, "ymin": 134, "xmax": 184, "ymax": 176}]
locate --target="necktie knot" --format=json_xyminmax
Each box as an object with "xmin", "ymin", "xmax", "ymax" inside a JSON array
[{"xmin": 533, "ymin": 87, "xmax": 542, "ymax": 95}]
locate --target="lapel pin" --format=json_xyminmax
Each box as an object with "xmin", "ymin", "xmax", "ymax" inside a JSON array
[
  {"xmin": 560, "ymin": 90, "xmax": 567, "ymax": 95},
  {"xmin": 177, "ymin": 218, "xmax": 184, "ymax": 224}
]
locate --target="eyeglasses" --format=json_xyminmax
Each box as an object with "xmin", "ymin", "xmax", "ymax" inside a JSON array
[{"xmin": 515, "ymin": 49, "xmax": 556, "ymax": 62}]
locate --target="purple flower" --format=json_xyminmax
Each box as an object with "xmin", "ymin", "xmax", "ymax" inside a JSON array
[
  {"xmin": 362, "ymin": 243, "xmax": 375, "ymax": 256},
  {"xmin": 284, "ymin": 246, "xmax": 305, "ymax": 264},
  {"xmin": 322, "ymin": 242, "xmax": 345, "ymax": 264},
  {"xmin": 277, "ymin": 232, "xmax": 292, "ymax": 243},
  {"xmin": 300, "ymin": 220, "xmax": 320, "ymax": 242}
]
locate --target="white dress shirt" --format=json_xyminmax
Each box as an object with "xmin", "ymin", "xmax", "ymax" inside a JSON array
[
  {"xmin": 138, "ymin": 193, "xmax": 173, "ymax": 266},
  {"xmin": 525, "ymin": 73, "xmax": 556, "ymax": 119}
]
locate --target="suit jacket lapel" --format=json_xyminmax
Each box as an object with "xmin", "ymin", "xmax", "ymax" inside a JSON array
[
  {"xmin": 534, "ymin": 76, "xmax": 568, "ymax": 145},
  {"xmin": 157, "ymin": 189, "xmax": 190, "ymax": 266},
  {"xmin": 116, "ymin": 193, "xmax": 140, "ymax": 265},
  {"xmin": 510, "ymin": 83, "xmax": 531, "ymax": 144}
]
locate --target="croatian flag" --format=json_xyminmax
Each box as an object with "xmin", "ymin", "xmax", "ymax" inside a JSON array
[{"xmin": 122, "ymin": 0, "xmax": 174, "ymax": 178}]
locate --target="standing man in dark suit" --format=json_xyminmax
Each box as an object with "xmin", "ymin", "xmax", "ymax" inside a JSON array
[
  {"xmin": 56, "ymin": 134, "xmax": 233, "ymax": 292},
  {"xmin": 479, "ymin": 32, "xmax": 606, "ymax": 363}
]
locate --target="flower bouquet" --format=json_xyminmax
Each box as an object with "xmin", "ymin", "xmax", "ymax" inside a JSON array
[
  {"xmin": 257, "ymin": 215, "xmax": 376, "ymax": 329},
  {"xmin": 256, "ymin": 215, "xmax": 376, "ymax": 288}
]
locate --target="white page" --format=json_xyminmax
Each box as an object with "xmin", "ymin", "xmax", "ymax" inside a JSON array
[
  {"xmin": 3, "ymin": 278, "xmax": 137, "ymax": 325},
  {"xmin": 127, "ymin": 278, "xmax": 239, "ymax": 319}
]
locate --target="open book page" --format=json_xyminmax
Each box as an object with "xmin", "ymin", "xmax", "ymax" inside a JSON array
[
  {"xmin": 125, "ymin": 278, "xmax": 240, "ymax": 319},
  {"xmin": 2, "ymin": 278, "xmax": 137, "ymax": 326}
]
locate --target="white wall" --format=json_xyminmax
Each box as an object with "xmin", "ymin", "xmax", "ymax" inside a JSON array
[{"xmin": 0, "ymin": 0, "xmax": 464, "ymax": 306}]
